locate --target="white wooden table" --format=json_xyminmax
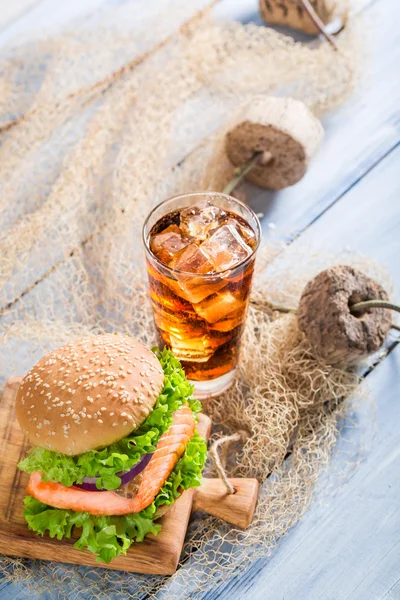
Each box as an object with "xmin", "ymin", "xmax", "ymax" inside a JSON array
[{"xmin": 0, "ymin": 0, "xmax": 399, "ymax": 598}]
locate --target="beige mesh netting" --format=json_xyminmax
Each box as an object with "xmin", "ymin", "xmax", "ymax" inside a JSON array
[{"xmin": 0, "ymin": 1, "xmax": 378, "ymax": 598}]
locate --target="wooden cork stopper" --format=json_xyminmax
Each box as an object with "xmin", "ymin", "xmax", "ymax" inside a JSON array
[
  {"xmin": 259, "ymin": 0, "xmax": 336, "ymax": 35},
  {"xmin": 225, "ymin": 96, "xmax": 323, "ymax": 190},
  {"xmin": 297, "ymin": 265, "xmax": 392, "ymax": 365}
]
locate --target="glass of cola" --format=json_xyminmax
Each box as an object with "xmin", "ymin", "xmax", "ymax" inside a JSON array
[{"xmin": 143, "ymin": 192, "xmax": 261, "ymax": 398}]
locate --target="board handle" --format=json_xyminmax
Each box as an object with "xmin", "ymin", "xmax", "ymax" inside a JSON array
[{"xmin": 192, "ymin": 478, "xmax": 259, "ymax": 529}]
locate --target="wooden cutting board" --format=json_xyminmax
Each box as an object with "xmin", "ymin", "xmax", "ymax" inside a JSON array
[{"xmin": 0, "ymin": 377, "xmax": 213, "ymax": 575}]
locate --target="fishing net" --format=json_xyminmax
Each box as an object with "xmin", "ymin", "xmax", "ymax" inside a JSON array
[{"xmin": 0, "ymin": 1, "xmax": 380, "ymax": 598}]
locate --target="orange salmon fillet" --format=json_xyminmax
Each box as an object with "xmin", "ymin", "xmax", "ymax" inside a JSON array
[{"xmin": 26, "ymin": 405, "xmax": 196, "ymax": 516}]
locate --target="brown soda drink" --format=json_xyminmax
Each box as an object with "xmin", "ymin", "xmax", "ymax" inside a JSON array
[{"xmin": 143, "ymin": 192, "xmax": 261, "ymax": 398}]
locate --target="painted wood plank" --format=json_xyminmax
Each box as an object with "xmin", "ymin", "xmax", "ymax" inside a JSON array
[
  {"xmin": 0, "ymin": 0, "xmax": 194, "ymax": 47},
  {"xmin": 3, "ymin": 96, "xmax": 400, "ymax": 391},
  {"xmin": 0, "ymin": 0, "xmax": 219, "ymax": 311},
  {"xmin": 0, "ymin": 0, "xmax": 110, "ymax": 46},
  {"xmin": 0, "ymin": 0, "xmax": 395, "ymax": 311},
  {"xmin": 209, "ymin": 347, "xmax": 400, "ymax": 600},
  {"xmin": 1, "ymin": 0, "xmax": 399, "ymax": 599},
  {"xmin": 265, "ymin": 142, "xmax": 400, "ymax": 299},
  {"xmin": 195, "ymin": 146, "xmax": 400, "ymax": 600},
  {"xmin": 383, "ymin": 578, "xmax": 400, "ymax": 600},
  {"xmin": 247, "ymin": 0, "xmax": 400, "ymax": 240},
  {"xmin": 344, "ymin": 541, "xmax": 400, "ymax": 600},
  {"xmin": 0, "ymin": 581, "xmax": 31, "ymax": 600},
  {"xmin": 0, "ymin": 0, "xmax": 43, "ymax": 34}
]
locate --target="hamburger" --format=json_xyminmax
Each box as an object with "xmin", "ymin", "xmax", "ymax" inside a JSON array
[{"xmin": 16, "ymin": 334, "xmax": 207, "ymax": 563}]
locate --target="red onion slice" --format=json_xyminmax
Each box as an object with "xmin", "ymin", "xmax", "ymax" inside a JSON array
[{"xmin": 73, "ymin": 453, "xmax": 153, "ymax": 492}]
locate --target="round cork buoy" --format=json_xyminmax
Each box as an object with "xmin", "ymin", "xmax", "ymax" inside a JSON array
[
  {"xmin": 259, "ymin": 0, "xmax": 337, "ymax": 35},
  {"xmin": 297, "ymin": 265, "xmax": 392, "ymax": 365},
  {"xmin": 225, "ymin": 96, "xmax": 323, "ymax": 190}
]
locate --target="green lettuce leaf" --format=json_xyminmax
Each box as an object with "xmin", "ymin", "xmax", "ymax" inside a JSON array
[
  {"xmin": 23, "ymin": 431, "xmax": 207, "ymax": 563},
  {"xmin": 18, "ymin": 349, "xmax": 201, "ymax": 490}
]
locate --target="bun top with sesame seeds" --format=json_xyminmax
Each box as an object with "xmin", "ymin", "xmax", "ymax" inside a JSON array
[{"xmin": 15, "ymin": 335, "xmax": 164, "ymax": 456}]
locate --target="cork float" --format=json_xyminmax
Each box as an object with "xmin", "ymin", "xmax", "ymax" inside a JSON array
[
  {"xmin": 297, "ymin": 265, "xmax": 393, "ymax": 365},
  {"xmin": 224, "ymin": 96, "xmax": 324, "ymax": 191},
  {"xmin": 259, "ymin": 0, "xmax": 341, "ymax": 36}
]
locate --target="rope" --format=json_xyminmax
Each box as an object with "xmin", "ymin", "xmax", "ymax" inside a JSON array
[
  {"xmin": 350, "ymin": 300, "xmax": 400, "ymax": 314},
  {"xmin": 209, "ymin": 430, "xmax": 249, "ymax": 494},
  {"xmin": 300, "ymin": 0, "xmax": 338, "ymax": 50},
  {"xmin": 250, "ymin": 298, "xmax": 400, "ymax": 330},
  {"xmin": 250, "ymin": 300, "xmax": 296, "ymax": 314},
  {"xmin": 222, "ymin": 152, "xmax": 265, "ymax": 196}
]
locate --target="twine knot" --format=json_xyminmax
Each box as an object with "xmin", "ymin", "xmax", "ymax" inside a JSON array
[{"xmin": 209, "ymin": 430, "xmax": 249, "ymax": 495}]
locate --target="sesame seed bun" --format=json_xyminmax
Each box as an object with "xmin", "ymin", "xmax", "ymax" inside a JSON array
[{"xmin": 15, "ymin": 335, "xmax": 164, "ymax": 456}]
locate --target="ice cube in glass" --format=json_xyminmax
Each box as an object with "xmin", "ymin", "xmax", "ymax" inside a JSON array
[
  {"xmin": 219, "ymin": 218, "xmax": 257, "ymax": 247},
  {"xmin": 180, "ymin": 199, "xmax": 226, "ymax": 240},
  {"xmin": 201, "ymin": 224, "xmax": 252, "ymax": 272},
  {"xmin": 171, "ymin": 244, "xmax": 222, "ymax": 303},
  {"xmin": 150, "ymin": 225, "xmax": 192, "ymax": 265},
  {"xmin": 194, "ymin": 291, "xmax": 243, "ymax": 323}
]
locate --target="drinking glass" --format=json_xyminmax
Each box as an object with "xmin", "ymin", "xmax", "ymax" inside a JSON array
[{"xmin": 143, "ymin": 192, "xmax": 261, "ymax": 398}]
